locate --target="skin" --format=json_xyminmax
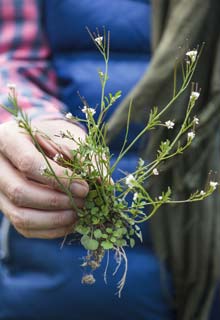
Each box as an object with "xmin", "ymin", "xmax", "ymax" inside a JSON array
[{"xmin": 0, "ymin": 119, "xmax": 89, "ymax": 239}]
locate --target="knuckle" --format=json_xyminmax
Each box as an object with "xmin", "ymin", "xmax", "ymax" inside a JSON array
[
  {"xmin": 7, "ymin": 184, "xmax": 24, "ymax": 206},
  {"xmin": 49, "ymin": 194, "xmax": 71, "ymax": 210},
  {"xmin": 50, "ymin": 168, "xmax": 68, "ymax": 189},
  {"xmin": 52, "ymin": 213, "xmax": 68, "ymax": 227},
  {"xmin": 48, "ymin": 176, "xmax": 59, "ymax": 189},
  {"xmin": 53, "ymin": 211, "xmax": 76, "ymax": 228},
  {"xmin": 11, "ymin": 210, "xmax": 29, "ymax": 230},
  {"xmin": 49, "ymin": 195, "xmax": 59, "ymax": 209},
  {"xmin": 17, "ymin": 153, "xmax": 35, "ymax": 174}
]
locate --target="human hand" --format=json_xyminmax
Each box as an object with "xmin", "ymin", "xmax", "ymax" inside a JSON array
[{"xmin": 0, "ymin": 119, "xmax": 89, "ymax": 239}]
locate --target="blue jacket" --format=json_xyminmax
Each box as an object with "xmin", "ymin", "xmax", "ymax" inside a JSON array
[{"xmin": 0, "ymin": 1, "xmax": 176, "ymax": 319}]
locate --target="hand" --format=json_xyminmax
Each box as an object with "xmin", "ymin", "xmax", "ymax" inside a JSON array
[{"xmin": 0, "ymin": 119, "xmax": 89, "ymax": 239}]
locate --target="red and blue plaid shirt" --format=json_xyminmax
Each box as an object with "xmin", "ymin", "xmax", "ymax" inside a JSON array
[{"xmin": 0, "ymin": 0, "xmax": 64, "ymax": 122}]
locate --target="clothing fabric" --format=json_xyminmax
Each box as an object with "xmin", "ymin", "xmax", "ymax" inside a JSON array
[
  {"xmin": 0, "ymin": 0, "xmax": 64, "ymax": 123},
  {"xmin": 0, "ymin": 1, "xmax": 175, "ymax": 319},
  {"xmin": 107, "ymin": 1, "xmax": 220, "ymax": 319}
]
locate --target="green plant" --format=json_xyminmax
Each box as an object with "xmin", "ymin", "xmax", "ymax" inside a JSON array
[{"xmin": 1, "ymin": 31, "xmax": 217, "ymax": 297}]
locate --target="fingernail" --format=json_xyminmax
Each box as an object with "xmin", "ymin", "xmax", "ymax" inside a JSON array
[{"xmin": 70, "ymin": 182, "xmax": 88, "ymax": 197}]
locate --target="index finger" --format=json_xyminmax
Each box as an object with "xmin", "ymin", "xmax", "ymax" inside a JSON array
[{"xmin": 0, "ymin": 123, "xmax": 89, "ymax": 198}]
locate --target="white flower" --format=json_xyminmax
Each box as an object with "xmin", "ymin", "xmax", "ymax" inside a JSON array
[
  {"xmin": 186, "ymin": 50, "xmax": 198, "ymax": 63},
  {"xmin": 82, "ymin": 106, "xmax": 96, "ymax": 118},
  {"xmin": 133, "ymin": 192, "xmax": 138, "ymax": 201},
  {"xmin": 7, "ymin": 83, "xmax": 16, "ymax": 90},
  {"xmin": 39, "ymin": 164, "xmax": 47, "ymax": 175},
  {"xmin": 158, "ymin": 196, "xmax": 163, "ymax": 200},
  {"xmin": 210, "ymin": 181, "xmax": 218, "ymax": 190},
  {"xmin": 94, "ymin": 36, "xmax": 103, "ymax": 46},
  {"xmin": 187, "ymin": 131, "xmax": 195, "ymax": 140},
  {"xmin": 153, "ymin": 168, "xmax": 159, "ymax": 176},
  {"xmin": 125, "ymin": 174, "xmax": 136, "ymax": 188},
  {"xmin": 190, "ymin": 91, "xmax": 200, "ymax": 102},
  {"xmin": 65, "ymin": 112, "xmax": 73, "ymax": 120},
  {"xmin": 193, "ymin": 116, "xmax": 199, "ymax": 125},
  {"xmin": 200, "ymin": 190, "xmax": 205, "ymax": 196},
  {"xmin": 53, "ymin": 153, "xmax": 64, "ymax": 162},
  {"xmin": 165, "ymin": 120, "xmax": 175, "ymax": 129}
]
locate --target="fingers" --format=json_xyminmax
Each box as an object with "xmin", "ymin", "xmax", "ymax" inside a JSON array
[
  {"xmin": 36, "ymin": 130, "xmax": 111, "ymax": 183},
  {"xmin": 34, "ymin": 119, "xmax": 86, "ymax": 152},
  {"xmin": 0, "ymin": 192, "xmax": 77, "ymax": 234},
  {"xmin": 35, "ymin": 131, "xmax": 73, "ymax": 160},
  {"xmin": 0, "ymin": 154, "xmax": 84, "ymax": 210},
  {"xmin": 35, "ymin": 121, "xmax": 110, "ymax": 181},
  {"xmin": 15, "ymin": 226, "xmax": 74, "ymax": 239},
  {"xmin": 0, "ymin": 121, "xmax": 87, "ymax": 240},
  {"xmin": 0, "ymin": 122, "xmax": 89, "ymax": 198}
]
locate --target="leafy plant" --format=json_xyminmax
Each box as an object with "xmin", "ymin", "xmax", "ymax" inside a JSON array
[{"xmin": 1, "ymin": 31, "xmax": 217, "ymax": 297}]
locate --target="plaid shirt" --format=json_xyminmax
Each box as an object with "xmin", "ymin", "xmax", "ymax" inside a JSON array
[{"xmin": 0, "ymin": 0, "xmax": 64, "ymax": 122}]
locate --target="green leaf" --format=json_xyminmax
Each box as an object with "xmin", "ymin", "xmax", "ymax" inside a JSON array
[
  {"xmin": 85, "ymin": 201, "xmax": 94, "ymax": 209},
  {"xmin": 81, "ymin": 235, "xmax": 99, "ymax": 251},
  {"xmin": 113, "ymin": 227, "xmax": 127, "ymax": 238},
  {"xmin": 92, "ymin": 216, "xmax": 100, "ymax": 224},
  {"xmin": 91, "ymin": 207, "xmax": 99, "ymax": 215},
  {"xmin": 101, "ymin": 205, "xmax": 108, "ymax": 215},
  {"xmin": 101, "ymin": 241, "xmax": 113, "ymax": 250},
  {"xmin": 110, "ymin": 236, "xmax": 117, "ymax": 243},
  {"xmin": 74, "ymin": 225, "xmax": 89, "ymax": 235},
  {"xmin": 129, "ymin": 238, "xmax": 135, "ymax": 248},
  {"xmin": 120, "ymin": 227, "xmax": 127, "ymax": 235},
  {"xmin": 115, "ymin": 90, "xmax": 122, "ymax": 98},
  {"xmin": 135, "ymin": 230, "xmax": 143, "ymax": 243},
  {"xmin": 94, "ymin": 229, "xmax": 102, "ymax": 239},
  {"xmin": 113, "ymin": 230, "xmax": 121, "ymax": 238},
  {"xmin": 0, "ymin": 103, "xmax": 18, "ymax": 116},
  {"xmin": 106, "ymin": 227, "xmax": 113, "ymax": 234},
  {"xmin": 81, "ymin": 234, "xmax": 90, "ymax": 248},
  {"xmin": 115, "ymin": 220, "xmax": 122, "ymax": 228},
  {"xmin": 88, "ymin": 190, "xmax": 98, "ymax": 199},
  {"xmin": 115, "ymin": 239, "xmax": 127, "ymax": 247},
  {"xmin": 94, "ymin": 198, "xmax": 104, "ymax": 206}
]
